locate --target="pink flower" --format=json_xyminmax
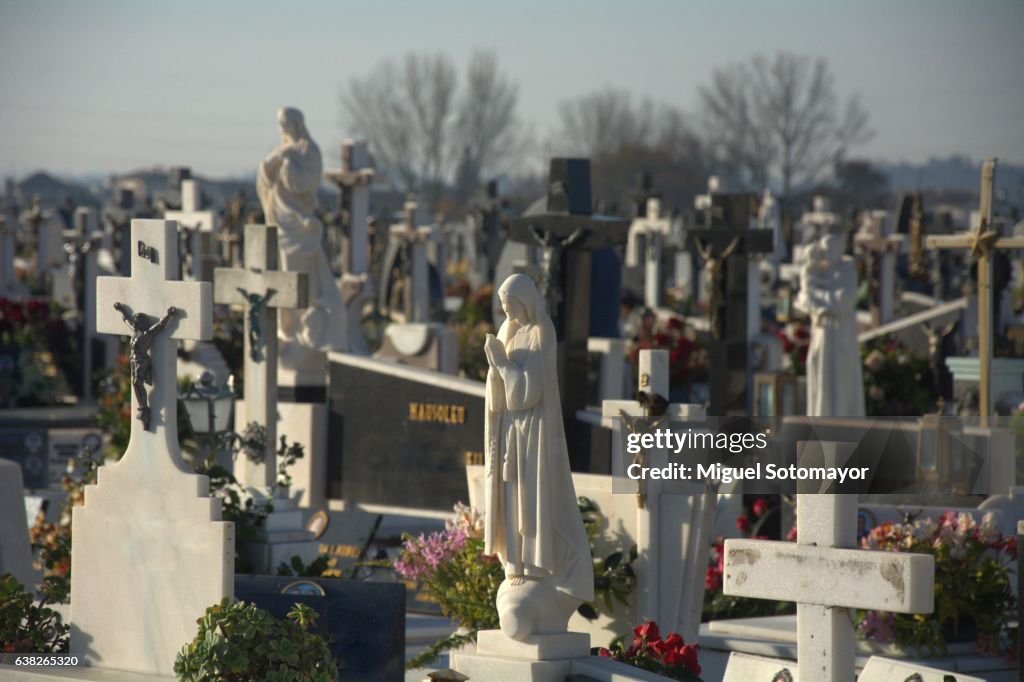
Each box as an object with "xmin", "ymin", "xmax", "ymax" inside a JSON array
[
  {"xmin": 736, "ymin": 515, "xmax": 750, "ymax": 532},
  {"xmin": 752, "ymin": 498, "xmax": 768, "ymax": 517}
]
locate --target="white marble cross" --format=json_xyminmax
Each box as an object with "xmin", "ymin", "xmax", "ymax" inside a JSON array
[
  {"xmin": 325, "ymin": 139, "xmax": 375, "ymax": 276},
  {"xmin": 165, "ymin": 179, "xmax": 218, "ymax": 281},
  {"xmin": 601, "ymin": 349, "xmax": 710, "ymax": 642},
  {"xmin": 74, "ymin": 218, "xmax": 231, "ymax": 675},
  {"xmin": 640, "ymin": 198, "xmax": 674, "ymax": 309},
  {"xmin": 724, "ymin": 441, "xmax": 936, "ymax": 682},
  {"xmin": 854, "ymin": 211, "xmax": 904, "ymax": 325},
  {"xmin": 389, "ymin": 199, "xmax": 432, "ymax": 323},
  {"xmin": 214, "ymin": 224, "xmax": 308, "ymax": 490}
]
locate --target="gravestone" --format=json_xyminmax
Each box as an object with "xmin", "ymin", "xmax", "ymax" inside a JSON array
[
  {"xmin": 71, "ymin": 218, "xmax": 233, "ymax": 675},
  {"xmin": 687, "ymin": 192, "xmax": 774, "ymax": 416},
  {"xmin": 0, "ymin": 458, "xmax": 36, "ymax": 590},
  {"xmin": 327, "ymin": 353, "xmax": 484, "ymax": 510},
  {"xmin": 235, "ymin": 574, "xmax": 404, "ymax": 680},
  {"xmin": 508, "ymin": 158, "xmax": 629, "ymax": 469},
  {"xmin": 723, "ymin": 440, "xmax": 935, "ymax": 682},
  {"xmin": 165, "ymin": 179, "xmax": 218, "ymax": 282}
]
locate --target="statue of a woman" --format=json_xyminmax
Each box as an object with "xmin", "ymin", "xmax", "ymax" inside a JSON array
[
  {"xmin": 257, "ymin": 107, "xmax": 347, "ymax": 369},
  {"xmin": 796, "ymin": 234, "xmax": 865, "ymax": 417},
  {"xmin": 483, "ymin": 274, "xmax": 593, "ymax": 641}
]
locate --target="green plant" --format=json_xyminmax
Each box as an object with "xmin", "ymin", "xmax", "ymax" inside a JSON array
[
  {"xmin": 578, "ymin": 496, "xmax": 637, "ymax": 620},
  {"xmin": 0, "ymin": 574, "xmax": 69, "ymax": 654},
  {"xmin": 597, "ymin": 621, "xmax": 702, "ymax": 681},
  {"xmin": 174, "ymin": 597, "xmax": 337, "ymax": 681},
  {"xmin": 857, "ymin": 511, "xmax": 1017, "ymax": 656},
  {"xmin": 862, "ymin": 337, "xmax": 936, "ymax": 416},
  {"xmin": 277, "ymin": 555, "xmax": 332, "ymax": 578}
]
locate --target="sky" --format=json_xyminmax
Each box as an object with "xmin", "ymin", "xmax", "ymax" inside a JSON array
[{"xmin": 1, "ymin": 0, "xmax": 1022, "ymax": 179}]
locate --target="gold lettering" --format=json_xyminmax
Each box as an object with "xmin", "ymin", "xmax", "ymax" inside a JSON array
[{"xmin": 407, "ymin": 402, "xmax": 468, "ymax": 424}]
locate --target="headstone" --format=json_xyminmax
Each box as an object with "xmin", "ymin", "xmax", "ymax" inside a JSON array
[
  {"xmin": 859, "ymin": 656, "xmax": 985, "ymax": 682},
  {"xmin": 72, "ymin": 218, "xmax": 232, "ymax": 675},
  {"xmin": 327, "ymin": 353, "xmax": 483, "ymax": 510},
  {"xmin": 0, "ymin": 458, "xmax": 36, "ymax": 590},
  {"xmin": 723, "ymin": 441, "xmax": 935, "ymax": 682},
  {"xmin": 507, "ymin": 158, "xmax": 629, "ymax": 469},
  {"xmin": 165, "ymin": 178, "xmax": 218, "ymax": 282},
  {"xmin": 687, "ymin": 191, "xmax": 774, "ymax": 415}
]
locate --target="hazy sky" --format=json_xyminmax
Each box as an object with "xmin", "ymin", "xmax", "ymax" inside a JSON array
[{"xmin": 1, "ymin": 0, "xmax": 1022, "ymax": 179}]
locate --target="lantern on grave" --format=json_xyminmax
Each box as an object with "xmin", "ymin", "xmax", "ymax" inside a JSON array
[{"xmin": 180, "ymin": 372, "xmax": 235, "ymax": 460}]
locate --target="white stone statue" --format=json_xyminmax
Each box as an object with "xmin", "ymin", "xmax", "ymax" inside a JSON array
[
  {"xmin": 482, "ymin": 274, "xmax": 593, "ymax": 640},
  {"xmin": 796, "ymin": 234, "xmax": 866, "ymax": 417},
  {"xmin": 257, "ymin": 107, "xmax": 347, "ymax": 371}
]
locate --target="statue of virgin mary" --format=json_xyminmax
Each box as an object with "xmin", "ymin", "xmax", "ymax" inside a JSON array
[{"xmin": 483, "ymin": 274, "xmax": 593, "ymax": 640}]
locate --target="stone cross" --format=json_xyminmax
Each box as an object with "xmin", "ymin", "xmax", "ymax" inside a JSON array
[
  {"xmin": 384, "ymin": 199, "xmax": 432, "ymax": 323},
  {"xmin": 926, "ymin": 159, "xmax": 1024, "ymax": 417},
  {"xmin": 631, "ymin": 197, "xmax": 674, "ymax": 310},
  {"xmin": 854, "ymin": 211, "xmax": 905, "ymax": 325},
  {"xmin": 74, "ymin": 218, "xmax": 231, "ymax": 675},
  {"xmin": 165, "ymin": 179, "xmax": 218, "ymax": 282},
  {"xmin": 325, "ymin": 139, "xmax": 375, "ymax": 277},
  {"xmin": 601, "ymin": 349, "xmax": 709, "ymax": 643},
  {"xmin": 724, "ymin": 441, "xmax": 935, "ymax": 682},
  {"xmin": 687, "ymin": 192, "xmax": 774, "ymax": 415},
  {"xmin": 214, "ymin": 224, "xmax": 308, "ymax": 491}
]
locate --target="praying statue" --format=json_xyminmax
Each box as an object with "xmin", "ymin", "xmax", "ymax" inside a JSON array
[
  {"xmin": 257, "ymin": 107, "xmax": 347, "ymax": 370},
  {"xmin": 114, "ymin": 302, "xmax": 178, "ymax": 431},
  {"xmin": 483, "ymin": 274, "xmax": 593, "ymax": 641},
  {"xmin": 796, "ymin": 234, "xmax": 866, "ymax": 417}
]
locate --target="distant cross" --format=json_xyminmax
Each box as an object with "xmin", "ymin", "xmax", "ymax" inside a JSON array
[
  {"xmin": 325, "ymin": 139, "xmax": 375, "ymax": 276},
  {"xmin": 630, "ymin": 197, "xmax": 674, "ymax": 309},
  {"xmin": 214, "ymin": 224, "xmax": 308, "ymax": 491},
  {"xmin": 854, "ymin": 211, "xmax": 904, "ymax": 325},
  {"xmin": 602, "ymin": 349, "xmax": 709, "ymax": 643},
  {"xmin": 0, "ymin": 215, "xmax": 14, "ymax": 294},
  {"xmin": 97, "ymin": 219, "xmax": 212, "ymax": 444},
  {"xmin": 925, "ymin": 159, "xmax": 1024, "ymax": 417},
  {"xmin": 724, "ymin": 441, "xmax": 935, "ymax": 682},
  {"xmin": 165, "ymin": 179, "xmax": 218, "ymax": 281}
]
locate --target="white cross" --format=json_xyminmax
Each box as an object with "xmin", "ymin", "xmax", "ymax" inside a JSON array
[
  {"xmin": 96, "ymin": 219, "xmax": 212, "ymax": 466},
  {"xmin": 389, "ymin": 199, "xmax": 432, "ymax": 323},
  {"xmin": 165, "ymin": 179, "xmax": 218, "ymax": 281},
  {"xmin": 214, "ymin": 224, "xmax": 308, "ymax": 490},
  {"xmin": 724, "ymin": 441, "xmax": 936, "ymax": 682},
  {"xmin": 854, "ymin": 211, "xmax": 905, "ymax": 325},
  {"xmin": 601, "ymin": 349, "xmax": 710, "ymax": 642}
]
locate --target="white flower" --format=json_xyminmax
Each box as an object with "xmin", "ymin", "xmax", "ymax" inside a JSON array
[
  {"xmin": 957, "ymin": 512, "xmax": 976, "ymax": 534},
  {"xmin": 977, "ymin": 512, "xmax": 1000, "ymax": 544}
]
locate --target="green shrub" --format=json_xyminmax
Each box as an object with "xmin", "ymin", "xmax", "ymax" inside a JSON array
[{"xmin": 0, "ymin": 574, "xmax": 69, "ymax": 654}]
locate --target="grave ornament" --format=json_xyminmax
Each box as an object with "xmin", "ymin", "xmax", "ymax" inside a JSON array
[
  {"xmin": 693, "ymin": 235, "xmax": 740, "ymax": 340},
  {"xmin": 114, "ymin": 301, "xmax": 179, "ymax": 431}
]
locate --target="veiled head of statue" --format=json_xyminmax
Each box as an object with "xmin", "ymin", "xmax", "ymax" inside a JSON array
[
  {"xmin": 277, "ymin": 107, "xmax": 309, "ymax": 142},
  {"xmin": 498, "ymin": 274, "xmax": 543, "ymax": 326}
]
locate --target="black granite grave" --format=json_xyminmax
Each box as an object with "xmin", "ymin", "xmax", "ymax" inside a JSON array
[
  {"xmin": 327, "ymin": 355, "xmax": 484, "ymax": 510},
  {"xmin": 0, "ymin": 406, "xmax": 98, "ymax": 488},
  {"xmin": 235, "ymin": 574, "xmax": 405, "ymax": 681}
]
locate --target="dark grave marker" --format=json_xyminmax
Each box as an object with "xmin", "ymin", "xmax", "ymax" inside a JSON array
[
  {"xmin": 0, "ymin": 406, "xmax": 98, "ymax": 488},
  {"xmin": 328, "ymin": 354, "xmax": 484, "ymax": 511},
  {"xmin": 235, "ymin": 574, "xmax": 405, "ymax": 681},
  {"xmin": 686, "ymin": 192, "xmax": 773, "ymax": 416}
]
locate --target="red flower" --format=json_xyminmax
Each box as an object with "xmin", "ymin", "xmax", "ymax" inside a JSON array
[
  {"xmin": 663, "ymin": 632, "xmax": 684, "ymax": 650},
  {"xmin": 1003, "ymin": 536, "xmax": 1017, "ymax": 556},
  {"xmin": 704, "ymin": 565, "xmax": 722, "ymax": 591},
  {"xmin": 654, "ymin": 332, "xmax": 671, "ymax": 348},
  {"xmin": 680, "ymin": 644, "xmax": 701, "ymax": 674},
  {"xmin": 597, "ymin": 648, "xmax": 612, "ymax": 658},
  {"xmin": 633, "ymin": 620, "xmax": 659, "ymax": 643},
  {"xmin": 752, "ymin": 497, "xmax": 768, "ymax": 517},
  {"xmin": 736, "ymin": 515, "xmax": 750, "ymax": 532},
  {"xmin": 667, "ymin": 317, "xmax": 683, "ymax": 331}
]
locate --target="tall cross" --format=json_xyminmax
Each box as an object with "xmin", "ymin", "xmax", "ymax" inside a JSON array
[
  {"xmin": 325, "ymin": 139, "xmax": 375, "ymax": 276},
  {"xmin": 165, "ymin": 179, "xmax": 218, "ymax": 281},
  {"xmin": 724, "ymin": 441, "xmax": 935, "ymax": 682},
  {"xmin": 601, "ymin": 349, "xmax": 709, "ymax": 643},
  {"xmin": 854, "ymin": 211, "xmax": 904, "ymax": 326},
  {"xmin": 96, "ymin": 219, "xmax": 212, "ymax": 459},
  {"xmin": 214, "ymin": 224, "xmax": 308, "ymax": 491},
  {"xmin": 630, "ymin": 197, "xmax": 674, "ymax": 310},
  {"xmin": 926, "ymin": 159, "xmax": 1024, "ymax": 417}
]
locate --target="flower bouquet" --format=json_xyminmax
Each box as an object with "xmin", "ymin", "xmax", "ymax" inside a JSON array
[{"xmin": 597, "ymin": 621, "xmax": 702, "ymax": 681}]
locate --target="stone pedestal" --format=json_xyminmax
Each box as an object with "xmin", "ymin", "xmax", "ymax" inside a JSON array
[
  {"xmin": 452, "ymin": 630, "xmax": 589, "ymax": 682},
  {"xmin": 374, "ymin": 322, "xmax": 458, "ymax": 375},
  {"xmin": 276, "ymin": 398, "xmax": 328, "ymax": 511},
  {"xmin": 241, "ymin": 496, "xmax": 319, "ymax": 574}
]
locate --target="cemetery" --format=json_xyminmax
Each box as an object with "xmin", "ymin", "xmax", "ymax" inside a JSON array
[{"xmin": 1, "ymin": 4, "xmax": 1023, "ymax": 681}]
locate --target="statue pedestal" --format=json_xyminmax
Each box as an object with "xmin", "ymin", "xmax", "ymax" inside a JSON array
[{"xmin": 452, "ymin": 630, "xmax": 590, "ymax": 682}]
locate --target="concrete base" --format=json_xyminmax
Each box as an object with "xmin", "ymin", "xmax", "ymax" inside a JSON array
[
  {"xmin": 241, "ymin": 497, "xmax": 319, "ymax": 574},
  {"xmin": 276, "ymin": 400, "xmax": 327, "ymax": 511},
  {"xmin": 476, "ymin": 630, "xmax": 590, "ymax": 660}
]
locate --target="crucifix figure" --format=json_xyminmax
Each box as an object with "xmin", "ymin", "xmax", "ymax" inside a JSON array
[
  {"xmin": 926, "ymin": 159, "xmax": 1024, "ymax": 417},
  {"xmin": 693, "ymin": 235, "xmax": 740, "ymax": 340},
  {"xmin": 114, "ymin": 302, "xmax": 179, "ymax": 431},
  {"xmin": 528, "ymin": 223, "xmax": 585, "ymax": 317},
  {"xmin": 165, "ymin": 179, "xmax": 218, "ymax": 282},
  {"xmin": 214, "ymin": 224, "xmax": 308, "ymax": 491}
]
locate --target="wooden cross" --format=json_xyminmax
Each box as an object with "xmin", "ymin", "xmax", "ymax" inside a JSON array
[
  {"xmin": 926, "ymin": 159, "xmax": 1024, "ymax": 417},
  {"xmin": 601, "ymin": 349, "xmax": 710, "ymax": 643},
  {"xmin": 96, "ymin": 219, "xmax": 212, "ymax": 462},
  {"xmin": 724, "ymin": 441, "xmax": 935, "ymax": 682},
  {"xmin": 214, "ymin": 224, "xmax": 308, "ymax": 491},
  {"xmin": 165, "ymin": 179, "xmax": 218, "ymax": 281}
]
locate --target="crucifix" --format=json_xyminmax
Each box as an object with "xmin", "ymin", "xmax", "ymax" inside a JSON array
[
  {"xmin": 96, "ymin": 219, "xmax": 213, "ymax": 452},
  {"xmin": 509, "ymin": 159, "xmax": 628, "ymax": 467},
  {"xmin": 165, "ymin": 179, "xmax": 218, "ymax": 282},
  {"xmin": 379, "ymin": 199, "xmax": 433, "ymax": 323},
  {"xmin": 628, "ymin": 197, "xmax": 674, "ymax": 310},
  {"xmin": 325, "ymin": 139, "xmax": 375, "ymax": 277},
  {"xmin": 854, "ymin": 210, "xmax": 905, "ymax": 326},
  {"xmin": 926, "ymin": 159, "xmax": 1024, "ymax": 417},
  {"xmin": 687, "ymin": 192, "xmax": 774, "ymax": 416},
  {"xmin": 724, "ymin": 441, "xmax": 935, "ymax": 682},
  {"xmin": 601, "ymin": 349, "xmax": 710, "ymax": 643},
  {"xmin": 214, "ymin": 224, "xmax": 308, "ymax": 491}
]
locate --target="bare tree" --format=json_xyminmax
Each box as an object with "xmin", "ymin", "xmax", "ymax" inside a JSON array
[
  {"xmin": 699, "ymin": 52, "xmax": 872, "ymax": 206},
  {"xmin": 341, "ymin": 50, "xmax": 522, "ymax": 209}
]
